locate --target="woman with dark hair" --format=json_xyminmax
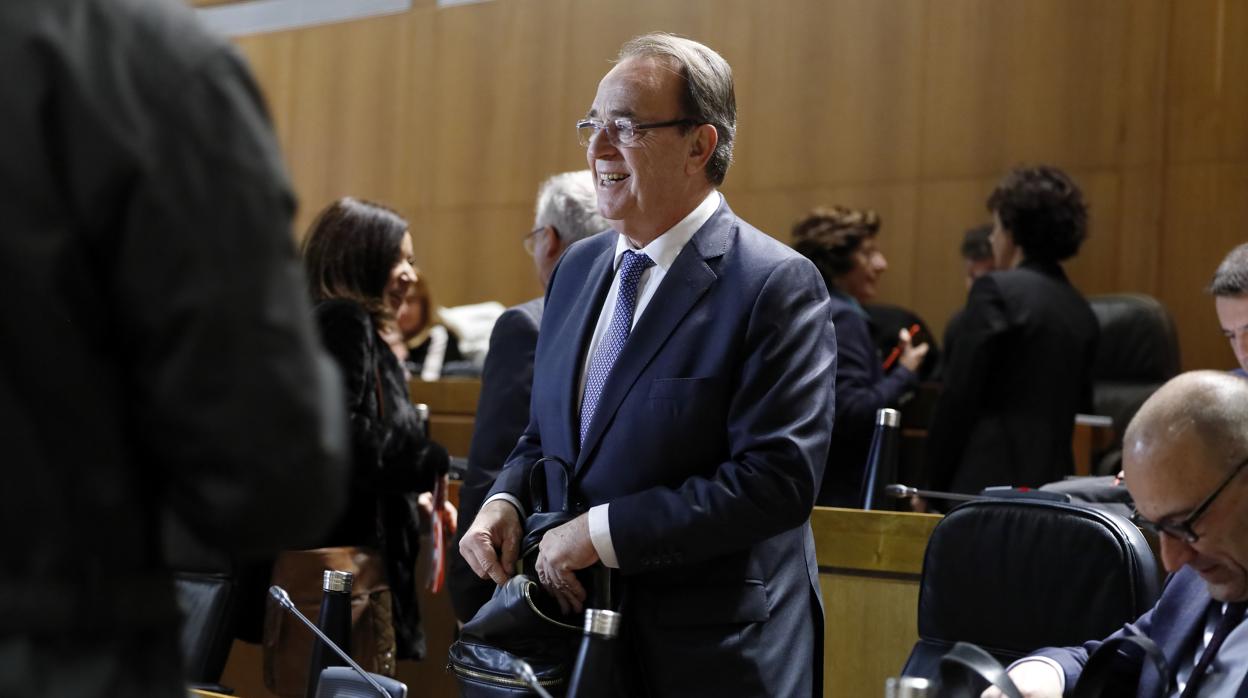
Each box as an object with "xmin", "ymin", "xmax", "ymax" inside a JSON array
[
  {"xmin": 289, "ymin": 197, "xmax": 450, "ymax": 681},
  {"xmin": 793, "ymin": 206, "xmax": 929, "ymax": 506},
  {"xmin": 923, "ymin": 166, "xmax": 1099, "ymax": 502}
]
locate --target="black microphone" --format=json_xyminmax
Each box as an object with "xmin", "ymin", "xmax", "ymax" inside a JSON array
[
  {"xmin": 268, "ymin": 585, "xmax": 396, "ymax": 698},
  {"xmin": 508, "ymin": 657, "xmax": 555, "ymax": 698}
]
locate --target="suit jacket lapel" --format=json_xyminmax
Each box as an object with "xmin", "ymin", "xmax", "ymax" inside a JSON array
[
  {"xmin": 558, "ymin": 240, "xmax": 616, "ymax": 459},
  {"xmin": 1139, "ymin": 570, "xmax": 1210, "ymax": 697},
  {"xmin": 574, "ymin": 204, "xmax": 734, "ymax": 472}
]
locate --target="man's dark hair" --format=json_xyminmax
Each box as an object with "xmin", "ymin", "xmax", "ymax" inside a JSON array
[
  {"xmin": 301, "ymin": 197, "xmax": 409, "ymax": 321},
  {"xmin": 619, "ymin": 33, "xmax": 736, "ymax": 186},
  {"xmin": 961, "ymin": 224, "xmax": 993, "ymax": 261},
  {"xmin": 791, "ymin": 205, "xmax": 881, "ymax": 284},
  {"xmin": 986, "ymin": 165, "xmax": 1088, "ymax": 263},
  {"xmin": 1208, "ymin": 243, "xmax": 1248, "ymax": 296}
]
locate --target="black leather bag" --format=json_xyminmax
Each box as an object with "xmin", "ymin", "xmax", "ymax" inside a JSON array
[
  {"xmin": 447, "ymin": 574, "xmax": 579, "ymax": 696},
  {"xmin": 448, "ymin": 458, "xmax": 596, "ymax": 696}
]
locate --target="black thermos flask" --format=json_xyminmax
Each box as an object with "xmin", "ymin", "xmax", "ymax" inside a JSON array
[
  {"xmin": 305, "ymin": 569, "xmax": 353, "ymax": 698},
  {"xmin": 566, "ymin": 608, "xmax": 622, "ymax": 698},
  {"xmin": 860, "ymin": 407, "xmax": 901, "ymax": 510}
]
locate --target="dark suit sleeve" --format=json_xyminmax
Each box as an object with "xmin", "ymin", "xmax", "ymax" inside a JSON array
[
  {"xmin": 924, "ymin": 275, "xmax": 1010, "ymax": 492},
  {"xmin": 114, "ymin": 45, "xmax": 348, "ymax": 554},
  {"xmin": 834, "ymin": 307, "xmax": 918, "ymax": 431},
  {"xmin": 607, "ymin": 256, "xmax": 836, "ymax": 570},
  {"xmin": 458, "ymin": 306, "xmax": 540, "ymax": 529},
  {"xmin": 1032, "ymin": 602, "xmax": 1159, "ymax": 696},
  {"xmin": 450, "ymin": 307, "xmax": 539, "ymax": 621}
]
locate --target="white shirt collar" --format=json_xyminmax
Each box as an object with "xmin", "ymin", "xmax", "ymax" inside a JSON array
[{"xmin": 611, "ymin": 190, "xmax": 721, "ymax": 271}]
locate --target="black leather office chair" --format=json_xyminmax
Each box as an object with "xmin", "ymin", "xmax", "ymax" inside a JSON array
[
  {"xmin": 1087, "ymin": 294, "xmax": 1180, "ymax": 475},
  {"xmin": 174, "ymin": 570, "xmax": 236, "ymax": 693},
  {"xmin": 901, "ymin": 499, "xmax": 1162, "ymax": 681}
]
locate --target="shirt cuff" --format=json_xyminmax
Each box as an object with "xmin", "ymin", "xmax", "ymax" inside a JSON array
[
  {"xmin": 483, "ymin": 493, "xmax": 526, "ymax": 518},
  {"xmin": 588, "ymin": 504, "xmax": 619, "ymax": 568},
  {"xmin": 1006, "ymin": 657, "xmax": 1066, "ymax": 693}
]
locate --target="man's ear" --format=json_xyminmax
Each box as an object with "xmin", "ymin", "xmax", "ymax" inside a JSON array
[
  {"xmin": 543, "ymin": 226, "xmax": 565, "ymax": 261},
  {"xmin": 686, "ymin": 124, "xmax": 718, "ymax": 176}
]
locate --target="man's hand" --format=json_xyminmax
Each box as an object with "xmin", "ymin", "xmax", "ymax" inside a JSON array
[
  {"xmin": 980, "ymin": 660, "xmax": 1063, "ymax": 698},
  {"xmin": 458, "ymin": 499, "xmax": 522, "ymax": 585},
  {"xmin": 535, "ymin": 514, "xmax": 599, "ymax": 615}
]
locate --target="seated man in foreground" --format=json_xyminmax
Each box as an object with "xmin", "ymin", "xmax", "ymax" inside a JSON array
[{"xmin": 984, "ymin": 370, "xmax": 1248, "ymax": 697}]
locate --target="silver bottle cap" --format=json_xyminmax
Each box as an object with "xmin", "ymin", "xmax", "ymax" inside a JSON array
[
  {"xmin": 583, "ymin": 609, "xmax": 621, "ymax": 639},
  {"xmin": 884, "ymin": 676, "xmax": 929, "ymax": 698},
  {"xmin": 876, "ymin": 407, "xmax": 901, "ymax": 427},
  {"xmin": 323, "ymin": 570, "xmax": 353, "ymax": 594}
]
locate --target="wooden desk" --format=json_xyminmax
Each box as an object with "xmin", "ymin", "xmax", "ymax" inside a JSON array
[
  {"xmin": 407, "ymin": 378, "xmax": 480, "ymax": 457},
  {"xmin": 814, "ymin": 507, "xmax": 940, "ymax": 698}
]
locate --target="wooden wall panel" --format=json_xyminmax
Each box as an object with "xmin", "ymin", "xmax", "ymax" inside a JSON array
[{"xmin": 225, "ymin": 0, "xmax": 1244, "ymax": 372}]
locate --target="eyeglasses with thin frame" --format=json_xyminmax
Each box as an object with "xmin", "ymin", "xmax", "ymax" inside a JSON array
[
  {"xmin": 522, "ymin": 226, "xmax": 544, "ymax": 256},
  {"xmin": 576, "ymin": 117, "xmax": 696, "ymax": 148},
  {"xmin": 1130, "ymin": 456, "xmax": 1248, "ymax": 543}
]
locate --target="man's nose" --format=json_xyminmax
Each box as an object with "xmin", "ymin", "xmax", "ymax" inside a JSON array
[
  {"xmin": 587, "ymin": 126, "xmax": 617, "ymax": 158},
  {"xmin": 1159, "ymin": 532, "xmax": 1196, "ymax": 573},
  {"xmin": 875, "ymin": 252, "xmax": 888, "ymax": 273}
]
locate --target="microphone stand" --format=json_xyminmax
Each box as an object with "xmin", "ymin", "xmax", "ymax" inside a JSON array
[
  {"xmin": 269, "ymin": 586, "xmax": 391, "ymax": 698},
  {"xmin": 509, "ymin": 657, "xmax": 555, "ymax": 698}
]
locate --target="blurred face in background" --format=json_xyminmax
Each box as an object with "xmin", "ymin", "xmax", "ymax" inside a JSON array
[
  {"xmin": 384, "ymin": 231, "xmax": 416, "ymax": 313},
  {"xmin": 1216, "ymin": 294, "xmax": 1248, "ymax": 374},
  {"xmin": 836, "ymin": 236, "xmax": 888, "ymax": 303},
  {"xmin": 989, "ymin": 213, "xmax": 1020, "ymax": 269}
]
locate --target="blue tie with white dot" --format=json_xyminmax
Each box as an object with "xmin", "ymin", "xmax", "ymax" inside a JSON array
[{"xmin": 580, "ymin": 250, "xmax": 655, "ymax": 447}]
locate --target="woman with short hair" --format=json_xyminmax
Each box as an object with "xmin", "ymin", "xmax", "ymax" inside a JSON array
[
  {"xmin": 793, "ymin": 205, "xmax": 928, "ymax": 507},
  {"xmin": 924, "ymin": 166, "xmax": 1099, "ymax": 501}
]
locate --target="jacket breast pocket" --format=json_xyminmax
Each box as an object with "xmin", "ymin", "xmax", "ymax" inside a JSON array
[{"xmin": 647, "ymin": 376, "xmax": 726, "ymax": 426}]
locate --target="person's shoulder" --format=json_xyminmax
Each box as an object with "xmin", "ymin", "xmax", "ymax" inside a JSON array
[
  {"xmin": 560, "ymin": 229, "xmax": 616, "ymax": 265},
  {"xmin": 315, "ymin": 298, "xmax": 373, "ymax": 333},
  {"xmin": 493, "ymin": 298, "xmax": 543, "ymax": 338}
]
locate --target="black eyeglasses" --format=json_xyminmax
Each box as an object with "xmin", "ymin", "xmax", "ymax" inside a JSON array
[
  {"xmin": 1130, "ymin": 457, "xmax": 1248, "ymax": 543},
  {"xmin": 576, "ymin": 117, "xmax": 696, "ymax": 148}
]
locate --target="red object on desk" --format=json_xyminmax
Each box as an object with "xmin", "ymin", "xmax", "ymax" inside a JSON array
[{"xmin": 882, "ymin": 323, "xmax": 921, "ymax": 371}]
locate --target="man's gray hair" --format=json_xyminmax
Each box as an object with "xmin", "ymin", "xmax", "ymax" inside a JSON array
[
  {"xmin": 618, "ymin": 32, "xmax": 736, "ymax": 186},
  {"xmin": 1208, "ymin": 243, "xmax": 1248, "ymax": 297},
  {"xmin": 534, "ymin": 170, "xmax": 609, "ymax": 245}
]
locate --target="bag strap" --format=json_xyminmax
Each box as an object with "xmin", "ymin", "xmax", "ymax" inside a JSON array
[
  {"xmin": 938, "ymin": 642, "xmax": 1023, "ymax": 698},
  {"xmin": 1070, "ymin": 623, "xmax": 1173, "ymax": 698},
  {"xmin": 527, "ymin": 457, "xmax": 573, "ymax": 514}
]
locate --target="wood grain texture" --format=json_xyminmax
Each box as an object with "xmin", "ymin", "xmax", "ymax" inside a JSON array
[{"xmin": 227, "ymin": 0, "xmax": 1247, "ymax": 372}]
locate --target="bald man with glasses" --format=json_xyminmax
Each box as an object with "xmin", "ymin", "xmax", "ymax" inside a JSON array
[{"xmin": 984, "ymin": 371, "xmax": 1248, "ymax": 698}]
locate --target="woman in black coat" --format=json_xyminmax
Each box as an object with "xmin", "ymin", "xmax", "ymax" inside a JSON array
[
  {"xmin": 793, "ymin": 206, "xmax": 929, "ymax": 507},
  {"xmin": 924, "ymin": 166, "xmax": 1099, "ymax": 501},
  {"xmin": 301, "ymin": 197, "xmax": 450, "ymax": 662}
]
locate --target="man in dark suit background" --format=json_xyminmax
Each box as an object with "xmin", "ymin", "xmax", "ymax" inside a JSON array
[
  {"xmin": 983, "ymin": 371, "xmax": 1248, "ymax": 697},
  {"xmin": 458, "ymin": 32, "xmax": 836, "ymax": 696},
  {"xmin": 0, "ymin": 1, "xmax": 348, "ymax": 694},
  {"xmin": 449, "ymin": 170, "xmax": 608, "ymax": 623}
]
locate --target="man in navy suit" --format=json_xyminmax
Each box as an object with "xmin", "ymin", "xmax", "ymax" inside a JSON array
[
  {"xmin": 449, "ymin": 170, "xmax": 608, "ymax": 623},
  {"xmin": 458, "ymin": 32, "xmax": 835, "ymax": 696},
  {"xmin": 984, "ymin": 371, "xmax": 1248, "ymax": 697}
]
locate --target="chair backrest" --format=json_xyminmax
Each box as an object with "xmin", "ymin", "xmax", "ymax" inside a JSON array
[
  {"xmin": 314, "ymin": 666, "xmax": 408, "ymax": 698},
  {"xmin": 901, "ymin": 499, "xmax": 1162, "ymax": 680},
  {"xmin": 1087, "ymin": 294, "xmax": 1180, "ymax": 474},
  {"xmin": 173, "ymin": 570, "xmax": 236, "ymax": 687}
]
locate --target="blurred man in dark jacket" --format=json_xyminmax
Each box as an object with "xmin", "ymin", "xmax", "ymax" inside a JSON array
[{"xmin": 0, "ymin": 1, "xmax": 349, "ymax": 695}]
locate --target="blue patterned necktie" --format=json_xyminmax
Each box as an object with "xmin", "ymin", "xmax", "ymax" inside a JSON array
[{"xmin": 580, "ymin": 250, "xmax": 655, "ymax": 446}]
